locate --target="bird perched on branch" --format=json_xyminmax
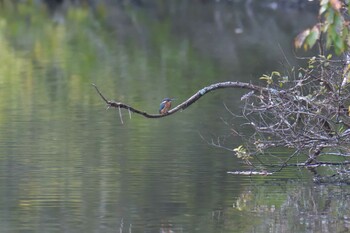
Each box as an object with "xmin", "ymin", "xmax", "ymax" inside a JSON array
[{"xmin": 159, "ymin": 98, "xmax": 173, "ymax": 114}]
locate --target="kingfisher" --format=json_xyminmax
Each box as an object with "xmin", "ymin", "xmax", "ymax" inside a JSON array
[{"xmin": 159, "ymin": 98, "xmax": 173, "ymax": 114}]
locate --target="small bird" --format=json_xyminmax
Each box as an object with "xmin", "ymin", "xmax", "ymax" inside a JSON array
[{"xmin": 159, "ymin": 98, "xmax": 173, "ymax": 114}]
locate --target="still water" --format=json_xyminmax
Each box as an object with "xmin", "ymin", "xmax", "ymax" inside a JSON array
[{"xmin": 1, "ymin": 1, "xmax": 350, "ymax": 232}]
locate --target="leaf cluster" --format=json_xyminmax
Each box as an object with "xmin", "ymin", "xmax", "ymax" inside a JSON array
[{"xmin": 295, "ymin": 0, "xmax": 350, "ymax": 55}]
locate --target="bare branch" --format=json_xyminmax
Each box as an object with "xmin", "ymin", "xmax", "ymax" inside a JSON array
[{"xmin": 92, "ymin": 82, "xmax": 268, "ymax": 118}]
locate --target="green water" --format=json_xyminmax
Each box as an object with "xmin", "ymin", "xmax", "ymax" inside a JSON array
[{"xmin": 0, "ymin": 1, "xmax": 350, "ymax": 233}]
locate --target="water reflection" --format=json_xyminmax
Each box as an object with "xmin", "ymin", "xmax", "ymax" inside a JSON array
[
  {"xmin": 0, "ymin": 1, "xmax": 343, "ymax": 233},
  {"xmin": 227, "ymin": 181, "xmax": 350, "ymax": 233}
]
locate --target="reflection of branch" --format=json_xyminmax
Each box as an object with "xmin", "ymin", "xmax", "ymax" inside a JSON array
[
  {"xmin": 92, "ymin": 82, "xmax": 265, "ymax": 118},
  {"xmin": 228, "ymin": 161, "xmax": 350, "ymax": 176},
  {"xmin": 228, "ymin": 171, "xmax": 273, "ymax": 175},
  {"xmin": 271, "ymin": 161, "xmax": 350, "ymax": 167}
]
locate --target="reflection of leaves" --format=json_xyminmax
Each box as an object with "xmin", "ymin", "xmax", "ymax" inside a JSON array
[
  {"xmin": 230, "ymin": 183, "xmax": 350, "ymax": 232},
  {"xmin": 233, "ymin": 190, "xmax": 253, "ymax": 211},
  {"xmin": 233, "ymin": 186, "xmax": 284, "ymax": 213}
]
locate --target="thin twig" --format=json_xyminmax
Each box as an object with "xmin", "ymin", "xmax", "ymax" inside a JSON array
[{"xmin": 118, "ymin": 107, "xmax": 124, "ymax": 124}]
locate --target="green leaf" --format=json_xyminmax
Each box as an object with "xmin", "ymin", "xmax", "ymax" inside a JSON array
[
  {"xmin": 326, "ymin": 8, "xmax": 335, "ymax": 24},
  {"xmin": 334, "ymin": 13, "xmax": 343, "ymax": 29},
  {"xmin": 319, "ymin": 0, "xmax": 329, "ymax": 15},
  {"xmin": 334, "ymin": 36, "xmax": 345, "ymax": 55},
  {"xmin": 271, "ymin": 71, "xmax": 281, "ymax": 77},
  {"xmin": 259, "ymin": 74, "xmax": 273, "ymax": 85},
  {"xmin": 326, "ymin": 31, "xmax": 333, "ymax": 49},
  {"xmin": 306, "ymin": 26, "xmax": 320, "ymax": 48}
]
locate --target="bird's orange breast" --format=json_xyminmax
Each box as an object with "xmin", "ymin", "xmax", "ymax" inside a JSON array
[{"xmin": 160, "ymin": 101, "xmax": 172, "ymax": 114}]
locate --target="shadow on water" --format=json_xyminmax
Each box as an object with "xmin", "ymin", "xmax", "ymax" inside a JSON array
[{"xmin": 1, "ymin": 0, "xmax": 349, "ymax": 232}]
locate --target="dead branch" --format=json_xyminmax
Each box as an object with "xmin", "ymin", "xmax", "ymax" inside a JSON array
[
  {"xmin": 92, "ymin": 82, "xmax": 268, "ymax": 118},
  {"xmin": 235, "ymin": 58, "xmax": 350, "ymax": 166}
]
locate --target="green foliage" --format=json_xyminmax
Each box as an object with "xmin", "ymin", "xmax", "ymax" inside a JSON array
[
  {"xmin": 259, "ymin": 71, "xmax": 280, "ymax": 85},
  {"xmin": 308, "ymin": 56, "xmax": 317, "ymax": 68},
  {"xmin": 295, "ymin": 0, "xmax": 349, "ymax": 55},
  {"xmin": 233, "ymin": 145, "xmax": 252, "ymax": 162}
]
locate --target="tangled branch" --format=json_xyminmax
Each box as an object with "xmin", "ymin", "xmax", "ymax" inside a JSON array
[{"xmin": 236, "ymin": 57, "xmax": 350, "ymax": 167}]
